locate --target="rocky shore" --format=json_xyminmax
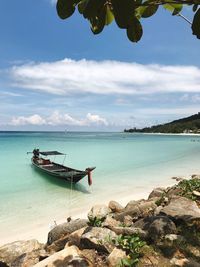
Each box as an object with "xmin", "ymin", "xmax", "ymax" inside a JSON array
[{"xmin": 0, "ymin": 175, "xmax": 200, "ymax": 267}]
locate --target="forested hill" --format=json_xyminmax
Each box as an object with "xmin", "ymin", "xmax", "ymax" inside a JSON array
[{"xmin": 124, "ymin": 113, "xmax": 200, "ymax": 134}]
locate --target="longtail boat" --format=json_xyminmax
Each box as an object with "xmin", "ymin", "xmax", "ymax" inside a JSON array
[{"xmin": 28, "ymin": 149, "xmax": 95, "ymax": 185}]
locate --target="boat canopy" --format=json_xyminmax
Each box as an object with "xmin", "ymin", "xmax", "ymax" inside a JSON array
[{"xmin": 39, "ymin": 151, "xmax": 65, "ymax": 156}]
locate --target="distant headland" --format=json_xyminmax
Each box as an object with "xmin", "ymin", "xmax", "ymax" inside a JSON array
[{"xmin": 124, "ymin": 112, "xmax": 200, "ymax": 134}]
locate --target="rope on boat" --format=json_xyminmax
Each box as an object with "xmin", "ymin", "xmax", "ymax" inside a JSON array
[{"xmin": 68, "ymin": 172, "xmax": 73, "ymax": 219}]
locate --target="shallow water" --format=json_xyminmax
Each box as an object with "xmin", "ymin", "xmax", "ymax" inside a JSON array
[{"xmin": 0, "ymin": 131, "xmax": 200, "ymax": 242}]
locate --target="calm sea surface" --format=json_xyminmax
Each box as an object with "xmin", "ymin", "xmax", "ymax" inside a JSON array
[{"xmin": 0, "ymin": 131, "xmax": 200, "ymax": 242}]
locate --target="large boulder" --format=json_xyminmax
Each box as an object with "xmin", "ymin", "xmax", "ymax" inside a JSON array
[
  {"xmin": 160, "ymin": 196, "xmax": 200, "ymax": 223},
  {"xmin": 0, "ymin": 240, "xmax": 43, "ymax": 267},
  {"xmin": 46, "ymin": 227, "xmax": 86, "ymax": 253},
  {"xmin": 108, "ymin": 226, "xmax": 147, "ymax": 239},
  {"xmin": 47, "ymin": 219, "xmax": 88, "ymax": 245},
  {"xmin": 34, "ymin": 245, "xmax": 91, "ymax": 267},
  {"xmin": 134, "ymin": 215, "xmax": 177, "ymax": 242},
  {"xmin": 88, "ymin": 204, "xmax": 111, "ymax": 221},
  {"xmin": 11, "ymin": 249, "xmax": 48, "ymax": 267},
  {"xmin": 114, "ymin": 200, "xmax": 157, "ymax": 222},
  {"xmin": 148, "ymin": 187, "xmax": 166, "ymax": 200},
  {"xmin": 108, "ymin": 201, "xmax": 124, "ymax": 213},
  {"xmin": 80, "ymin": 227, "xmax": 116, "ymax": 253},
  {"xmin": 107, "ymin": 248, "xmax": 127, "ymax": 267}
]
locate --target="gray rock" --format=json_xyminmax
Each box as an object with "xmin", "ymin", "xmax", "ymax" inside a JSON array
[
  {"xmin": 11, "ymin": 249, "xmax": 48, "ymax": 267},
  {"xmin": 108, "ymin": 201, "xmax": 124, "ymax": 213},
  {"xmin": 191, "ymin": 174, "xmax": 200, "ymax": 180},
  {"xmin": 46, "ymin": 227, "xmax": 86, "ymax": 253},
  {"xmin": 114, "ymin": 200, "xmax": 157, "ymax": 222},
  {"xmin": 134, "ymin": 215, "xmax": 176, "ymax": 242},
  {"xmin": 102, "ymin": 216, "xmax": 120, "ymax": 228},
  {"xmin": 125, "ymin": 200, "xmax": 142, "ymax": 211},
  {"xmin": 47, "ymin": 219, "xmax": 88, "ymax": 245},
  {"xmin": 0, "ymin": 239, "xmax": 43, "ymax": 266},
  {"xmin": 148, "ymin": 187, "xmax": 166, "ymax": 199},
  {"xmin": 81, "ymin": 227, "xmax": 116, "ymax": 253},
  {"xmin": 88, "ymin": 204, "xmax": 111, "ymax": 221},
  {"xmin": 160, "ymin": 196, "xmax": 200, "ymax": 223},
  {"xmin": 34, "ymin": 245, "xmax": 91, "ymax": 267},
  {"xmin": 107, "ymin": 248, "xmax": 127, "ymax": 267},
  {"xmin": 109, "ymin": 226, "xmax": 147, "ymax": 239}
]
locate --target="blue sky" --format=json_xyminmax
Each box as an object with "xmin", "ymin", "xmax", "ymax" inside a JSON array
[{"xmin": 0, "ymin": 0, "xmax": 200, "ymax": 131}]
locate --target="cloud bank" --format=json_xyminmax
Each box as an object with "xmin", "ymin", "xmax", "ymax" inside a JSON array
[
  {"xmin": 10, "ymin": 58, "xmax": 200, "ymax": 96},
  {"xmin": 10, "ymin": 111, "xmax": 108, "ymax": 126}
]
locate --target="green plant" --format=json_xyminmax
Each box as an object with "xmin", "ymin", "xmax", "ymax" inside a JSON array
[
  {"xmin": 177, "ymin": 178, "xmax": 200, "ymax": 201},
  {"xmin": 113, "ymin": 235, "xmax": 146, "ymax": 267},
  {"xmin": 88, "ymin": 216, "xmax": 104, "ymax": 227}
]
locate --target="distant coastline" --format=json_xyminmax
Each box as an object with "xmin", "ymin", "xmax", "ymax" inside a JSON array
[{"xmin": 124, "ymin": 112, "xmax": 200, "ymax": 134}]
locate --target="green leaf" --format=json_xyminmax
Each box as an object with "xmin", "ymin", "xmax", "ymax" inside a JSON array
[
  {"xmin": 90, "ymin": 5, "xmax": 106, "ymax": 34},
  {"xmin": 105, "ymin": 5, "xmax": 114, "ymax": 25},
  {"xmin": 127, "ymin": 17, "xmax": 143, "ymax": 42},
  {"xmin": 111, "ymin": 0, "xmax": 136, "ymax": 29},
  {"xmin": 57, "ymin": 0, "xmax": 76, "ymax": 19},
  {"xmin": 83, "ymin": 0, "xmax": 106, "ymax": 19},
  {"xmin": 192, "ymin": 8, "xmax": 200, "ymax": 39},
  {"xmin": 78, "ymin": 0, "xmax": 88, "ymax": 14},
  {"xmin": 163, "ymin": 2, "xmax": 182, "ymax": 15},
  {"xmin": 141, "ymin": 5, "xmax": 159, "ymax": 18}
]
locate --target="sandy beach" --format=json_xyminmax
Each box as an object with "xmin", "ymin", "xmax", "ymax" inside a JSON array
[{"xmin": 0, "ymin": 177, "xmax": 178, "ymax": 246}]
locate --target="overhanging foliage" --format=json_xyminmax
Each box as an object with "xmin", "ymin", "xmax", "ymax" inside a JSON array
[{"xmin": 56, "ymin": 0, "xmax": 200, "ymax": 42}]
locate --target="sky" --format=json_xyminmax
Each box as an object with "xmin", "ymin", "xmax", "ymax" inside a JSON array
[{"xmin": 0, "ymin": 0, "xmax": 200, "ymax": 131}]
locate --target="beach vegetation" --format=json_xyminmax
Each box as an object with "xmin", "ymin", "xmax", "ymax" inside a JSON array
[
  {"xmin": 88, "ymin": 216, "xmax": 104, "ymax": 227},
  {"xmin": 112, "ymin": 234, "xmax": 146, "ymax": 266},
  {"xmin": 56, "ymin": 0, "xmax": 200, "ymax": 43},
  {"xmin": 177, "ymin": 178, "xmax": 200, "ymax": 201}
]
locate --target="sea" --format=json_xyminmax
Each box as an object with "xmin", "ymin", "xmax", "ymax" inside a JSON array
[{"xmin": 0, "ymin": 131, "xmax": 200, "ymax": 243}]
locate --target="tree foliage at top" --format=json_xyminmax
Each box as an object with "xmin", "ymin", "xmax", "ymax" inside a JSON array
[{"xmin": 56, "ymin": 0, "xmax": 200, "ymax": 43}]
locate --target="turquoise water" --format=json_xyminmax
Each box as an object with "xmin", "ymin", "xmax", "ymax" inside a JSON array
[{"xmin": 0, "ymin": 131, "xmax": 200, "ymax": 243}]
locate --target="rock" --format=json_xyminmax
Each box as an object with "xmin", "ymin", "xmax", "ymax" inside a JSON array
[
  {"xmin": 148, "ymin": 187, "xmax": 166, "ymax": 199},
  {"xmin": 124, "ymin": 199, "xmax": 142, "ymax": 211},
  {"xmin": 34, "ymin": 245, "xmax": 92, "ymax": 267},
  {"xmin": 108, "ymin": 201, "xmax": 123, "ymax": 213},
  {"xmin": 80, "ymin": 227, "xmax": 116, "ymax": 253},
  {"xmin": 108, "ymin": 226, "xmax": 147, "ymax": 239},
  {"xmin": 46, "ymin": 227, "xmax": 86, "ymax": 253},
  {"xmin": 170, "ymin": 257, "xmax": 189, "ymax": 266},
  {"xmin": 107, "ymin": 248, "xmax": 127, "ymax": 267},
  {"xmin": 0, "ymin": 261, "xmax": 9, "ymax": 267},
  {"xmin": 0, "ymin": 240, "xmax": 43, "ymax": 266},
  {"xmin": 88, "ymin": 204, "xmax": 111, "ymax": 221},
  {"xmin": 47, "ymin": 219, "xmax": 88, "ymax": 245},
  {"xmin": 11, "ymin": 249, "xmax": 48, "ymax": 267},
  {"xmin": 138, "ymin": 245, "xmax": 172, "ymax": 267},
  {"xmin": 193, "ymin": 190, "xmax": 200, "ymax": 197},
  {"xmin": 166, "ymin": 187, "xmax": 182, "ymax": 198},
  {"xmin": 160, "ymin": 196, "xmax": 200, "ymax": 223},
  {"xmin": 102, "ymin": 216, "xmax": 120, "ymax": 228},
  {"xmin": 134, "ymin": 215, "xmax": 176, "ymax": 242},
  {"xmin": 114, "ymin": 200, "xmax": 157, "ymax": 222},
  {"xmin": 123, "ymin": 215, "xmax": 133, "ymax": 226},
  {"xmin": 171, "ymin": 177, "xmax": 184, "ymax": 182},
  {"xmin": 191, "ymin": 174, "xmax": 200, "ymax": 180}
]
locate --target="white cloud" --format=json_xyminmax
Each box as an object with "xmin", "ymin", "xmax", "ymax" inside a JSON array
[
  {"xmin": 10, "ymin": 111, "xmax": 108, "ymax": 127},
  {"xmin": 10, "ymin": 58, "xmax": 200, "ymax": 96},
  {"xmin": 11, "ymin": 114, "xmax": 46, "ymax": 126},
  {"xmin": 86, "ymin": 113, "xmax": 108, "ymax": 126}
]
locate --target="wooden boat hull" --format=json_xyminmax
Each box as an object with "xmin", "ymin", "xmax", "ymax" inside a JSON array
[{"xmin": 31, "ymin": 158, "xmax": 94, "ymax": 184}]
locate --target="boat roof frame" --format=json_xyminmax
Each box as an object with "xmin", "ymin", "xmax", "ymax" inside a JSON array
[{"xmin": 39, "ymin": 151, "xmax": 66, "ymax": 156}]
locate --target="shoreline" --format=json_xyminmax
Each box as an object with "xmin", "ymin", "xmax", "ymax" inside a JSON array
[{"xmin": 0, "ymin": 177, "xmax": 178, "ymax": 246}]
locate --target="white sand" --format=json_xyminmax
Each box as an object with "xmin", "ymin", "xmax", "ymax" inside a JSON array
[{"xmin": 0, "ymin": 178, "xmax": 179, "ymax": 246}]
